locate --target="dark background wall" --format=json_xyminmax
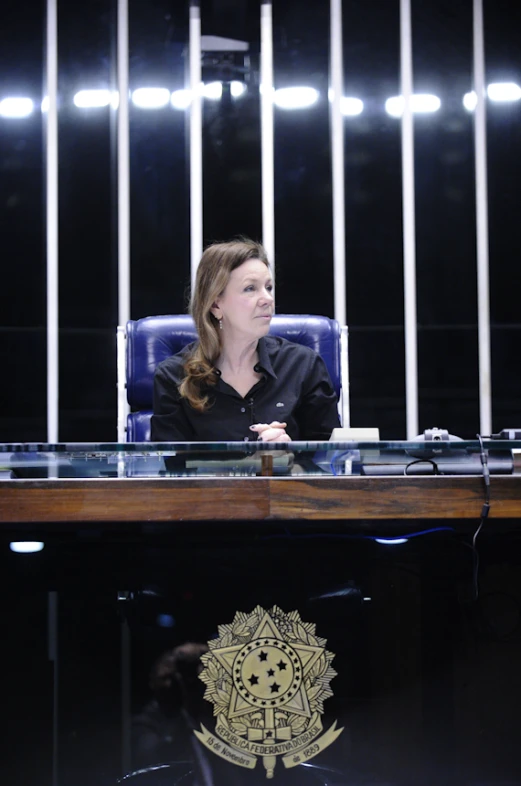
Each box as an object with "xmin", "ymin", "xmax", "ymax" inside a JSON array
[{"xmin": 1, "ymin": 0, "xmax": 520, "ymax": 443}]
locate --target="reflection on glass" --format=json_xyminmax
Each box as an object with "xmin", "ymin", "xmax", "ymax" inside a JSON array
[
  {"xmin": 202, "ymin": 81, "xmax": 222, "ymax": 100},
  {"xmin": 487, "ymin": 81, "xmax": 521, "ymax": 101},
  {"xmin": 230, "ymin": 80, "xmax": 247, "ymax": 98},
  {"xmin": 0, "ymin": 96, "xmax": 34, "ymax": 117},
  {"xmin": 327, "ymin": 90, "xmax": 364, "ymax": 116},
  {"xmin": 4, "ymin": 83, "xmax": 518, "ymax": 119},
  {"xmin": 463, "ymin": 90, "xmax": 478, "ymax": 111},
  {"xmin": 273, "ymin": 86, "xmax": 319, "ymax": 109},
  {"xmin": 374, "ymin": 537, "xmax": 408, "ymax": 545},
  {"xmin": 339, "ymin": 96, "xmax": 364, "ymax": 116},
  {"xmin": 131, "ymin": 642, "xmax": 209, "ymax": 770},
  {"xmin": 3, "ymin": 440, "xmax": 516, "ymax": 479},
  {"xmin": 131, "ymin": 82, "xmax": 247, "ymax": 111},
  {"xmin": 131, "ymin": 87, "xmax": 171, "ymax": 109},
  {"xmin": 73, "ymin": 89, "xmax": 114, "ymax": 108},
  {"xmin": 171, "ymin": 88, "xmax": 192, "ymax": 109},
  {"xmin": 385, "ymin": 93, "xmax": 441, "ymax": 117},
  {"xmin": 464, "ymin": 83, "xmax": 521, "ymax": 111},
  {"xmin": 9, "ymin": 541, "xmax": 45, "ymax": 553}
]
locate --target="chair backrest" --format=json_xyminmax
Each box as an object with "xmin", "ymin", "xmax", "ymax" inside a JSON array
[{"xmin": 123, "ymin": 314, "xmax": 342, "ymax": 442}]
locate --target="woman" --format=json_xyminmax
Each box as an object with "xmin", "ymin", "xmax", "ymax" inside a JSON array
[{"xmin": 151, "ymin": 238, "xmax": 340, "ymax": 442}]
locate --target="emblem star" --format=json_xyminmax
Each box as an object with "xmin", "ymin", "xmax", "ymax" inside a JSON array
[
  {"xmin": 248, "ymin": 674, "xmax": 259, "ymax": 686},
  {"xmin": 211, "ymin": 610, "xmax": 326, "ymax": 720},
  {"xmin": 270, "ymin": 682, "xmax": 281, "ymax": 693},
  {"xmin": 267, "ymin": 668, "xmax": 275, "ymax": 677},
  {"xmin": 277, "ymin": 660, "xmax": 287, "ymax": 671}
]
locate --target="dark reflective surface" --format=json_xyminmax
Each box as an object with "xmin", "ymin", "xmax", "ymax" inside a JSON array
[
  {"xmin": 341, "ymin": 1, "xmax": 404, "ymax": 438},
  {"xmin": 413, "ymin": 1, "xmax": 479, "ymax": 436},
  {"xmin": 129, "ymin": 1, "xmax": 190, "ymax": 320},
  {"xmin": 273, "ymin": 2, "xmax": 333, "ymax": 317},
  {"xmin": 484, "ymin": 0, "xmax": 521, "ymax": 431},
  {"xmin": 2, "ymin": 524, "xmax": 521, "ymax": 784},
  {"xmin": 0, "ymin": 1, "xmax": 45, "ymax": 440}
]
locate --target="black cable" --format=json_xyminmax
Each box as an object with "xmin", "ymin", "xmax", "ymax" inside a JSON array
[
  {"xmin": 471, "ymin": 434, "xmax": 491, "ymax": 600},
  {"xmin": 404, "ymin": 458, "xmax": 439, "ymax": 475}
]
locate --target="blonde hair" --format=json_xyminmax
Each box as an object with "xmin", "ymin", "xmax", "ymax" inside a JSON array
[{"xmin": 179, "ymin": 238, "xmax": 269, "ymax": 411}]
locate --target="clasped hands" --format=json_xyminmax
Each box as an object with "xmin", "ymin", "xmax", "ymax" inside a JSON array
[{"xmin": 249, "ymin": 421, "xmax": 291, "ymax": 443}]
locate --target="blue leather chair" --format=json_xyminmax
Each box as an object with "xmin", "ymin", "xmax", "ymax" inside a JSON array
[{"xmin": 119, "ymin": 314, "xmax": 346, "ymax": 442}]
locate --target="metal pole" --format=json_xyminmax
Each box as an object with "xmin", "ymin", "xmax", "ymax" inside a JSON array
[
  {"xmin": 117, "ymin": 0, "xmax": 131, "ymax": 440},
  {"xmin": 190, "ymin": 0, "xmax": 203, "ymax": 284},
  {"xmin": 118, "ymin": 0, "xmax": 130, "ymax": 328},
  {"xmin": 400, "ymin": 0, "xmax": 419, "ymax": 438},
  {"xmin": 46, "ymin": 0, "xmax": 59, "ymax": 443},
  {"xmin": 330, "ymin": 0, "xmax": 346, "ymax": 327},
  {"xmin": 260, "ymin": 2, "xmax": 275, "ymax": 271},
  {"xmin": 473, "ymin": 0, "xmax": 492, "ymax": 435},
  {"xmin": 117, "ymin": 326, "xmax": 128, "ymax": 444},
  {"xmin": 340, "ymin": 326, "xmax": 351, "ymax": 426}
]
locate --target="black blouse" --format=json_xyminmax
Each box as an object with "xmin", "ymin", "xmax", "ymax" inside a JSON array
[{"xmin": 151, "ymin": 335, "xmax": 340, "ymax": 442}]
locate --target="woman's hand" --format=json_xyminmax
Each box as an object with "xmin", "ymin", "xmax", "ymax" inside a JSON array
[{"xmin": 250, "ymin": 421, "xmax": 292, "ymax": 443}]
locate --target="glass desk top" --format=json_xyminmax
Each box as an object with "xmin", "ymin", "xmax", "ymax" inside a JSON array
[{"xmin": 1, "ymin": 439, "xmax": 519, "ymax": 479}]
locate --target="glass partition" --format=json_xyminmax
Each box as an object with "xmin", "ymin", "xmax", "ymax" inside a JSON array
[
  {"xmin": 2, "ymin": 453, "xmax": 521, "ymax": 786},
  {"xmin": 1, "ymin": 438, "xmax": 519, "ymax": 478}
]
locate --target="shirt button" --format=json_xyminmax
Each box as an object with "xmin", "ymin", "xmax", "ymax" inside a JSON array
[
  {"xmin": 240, "ymin": 407, "xmax": 246, "ymax": 413},
  {"xmin": 244, "ymin": 436, "xmax": 250, "ymax": 441}
]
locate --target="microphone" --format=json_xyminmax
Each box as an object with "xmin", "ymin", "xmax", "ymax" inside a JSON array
[
  {"xmin": 407, "ymin": 427, "xmax": 463, "ymax": 459},
  {"xmin": 491, "ymin": 429, "xmax": 521, "ymax": 440}
]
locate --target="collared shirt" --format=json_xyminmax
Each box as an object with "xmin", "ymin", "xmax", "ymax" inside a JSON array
[{"xmin": 151, "ymin": 335, "xmax": 340, "ymax": 442}]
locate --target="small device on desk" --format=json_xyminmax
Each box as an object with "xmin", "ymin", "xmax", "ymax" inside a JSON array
[{"xmin": 362, "ymin": 427, "xmax": 514, "ymax": 476}]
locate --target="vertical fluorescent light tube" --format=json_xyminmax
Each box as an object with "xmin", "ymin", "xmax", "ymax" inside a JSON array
[
  {"xmin": 118, "ymin": 0, "xmax": 131, "ymax": 441},
  {"xmin": 400, "ymin": 0, "xmax": 419, "ymax": 438},
  {"xmin": 473, "ymin": 0, "xmax": 492, "ymax": 435},
  {"xmin": 340, "ymin": 326, "xmax": 351, "ymax": 426},
  {"xmin": 330, "ymin": 0, "xmax": 346, "ymax": 327},
  {"xmin": 118, "ymin": 0, "xmax": 130, "ymax": 331},
  {"xmin": 46, "ymin": 0, "xmax": 59, "ymax": 443},
  {"xmin": 260, "ymin": 2, "xmax": 275, "ymax": 273},
  {"xmin": 190, "ymin": 1, "xmax": 203, "ymax": 285}
]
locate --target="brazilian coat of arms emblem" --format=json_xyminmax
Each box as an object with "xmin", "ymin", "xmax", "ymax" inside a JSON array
[{"xmin": 194, "ymin": 605, "xmax": 343, "ymax": 778}]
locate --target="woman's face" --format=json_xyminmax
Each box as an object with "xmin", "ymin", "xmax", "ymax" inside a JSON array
[{"xmin": 212, "ymin": 258, "xmax": 274, "ymax": 341}]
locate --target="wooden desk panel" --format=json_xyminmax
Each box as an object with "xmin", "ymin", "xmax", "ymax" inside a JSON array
[
  {"xmin": 0, "ymin": 478, "xmax": 270, "ymax": 523},
  {"xmin": 2, "ymin": 475, "xmax": 521, "ymax": 525},
  {"xmin": 267, "ymin": 476, "xmax": 515, "ymax": 519}
]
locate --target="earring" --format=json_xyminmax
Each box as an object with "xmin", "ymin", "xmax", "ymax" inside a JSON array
[{"xmin": 219, "ymin": 319, "xmax": 223, "ymax": 330}]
